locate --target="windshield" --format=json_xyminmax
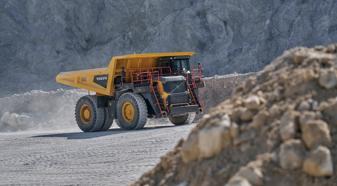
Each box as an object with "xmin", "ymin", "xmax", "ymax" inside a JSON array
[
  {"xmin": 171, "ymin": 59, "xmax": 190, "ymax": 73},
  {"xmin": 158, "ymin": 57, "xmax": 191, "ymax": 74}
]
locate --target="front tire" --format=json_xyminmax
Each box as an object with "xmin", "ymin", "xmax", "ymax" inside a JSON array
[
  {"xmin": 75, "ymin": 95, "xmax": 105, "ymax": 132},
  {"xmin": 169, "ymin": 114, "xmax": 191, "ymax": 125},
  {"xmin": 116, "ymin": 93, "xmax": 148, "ymax": 130}
]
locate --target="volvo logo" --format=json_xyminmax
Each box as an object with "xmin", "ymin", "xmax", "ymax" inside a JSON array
[{"xmin": 96, "ymin": 76, "xmax": 108, "ymax": 81}]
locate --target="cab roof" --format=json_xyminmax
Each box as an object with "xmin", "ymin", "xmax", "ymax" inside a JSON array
[{"xmin": 113, "ymin": 52, "xmax": 194, "ymax": 60}]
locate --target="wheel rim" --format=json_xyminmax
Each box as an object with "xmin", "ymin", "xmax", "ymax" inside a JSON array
[
  {"xmin": 122, "ymin": 101, "xmax": 135, "ymax": 123},
  {"xmin": 80, "ymin": 104, "xmax": 92, "ymax": 124}
]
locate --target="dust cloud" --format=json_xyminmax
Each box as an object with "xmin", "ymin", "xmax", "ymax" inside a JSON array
[{"xmin": 0, "ymin": 89, "xmax": 86, "ymax": 132}]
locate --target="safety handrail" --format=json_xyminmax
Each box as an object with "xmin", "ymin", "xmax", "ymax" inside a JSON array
[{"xmin": 131, "ymin": 67, "xmax": 172, "ymax": 84}]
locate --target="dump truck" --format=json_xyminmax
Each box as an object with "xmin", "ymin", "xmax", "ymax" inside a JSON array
[{"xmin": 56, "ymin": 52, "xmax": 204, "ymax": 132}]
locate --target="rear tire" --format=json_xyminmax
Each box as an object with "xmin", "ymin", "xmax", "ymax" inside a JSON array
[
  {"xmin": 75, "ymin": 95, "xmax": 105, "ymax": 132},
  {"xmin": 116, "ymin": 93, "xmax": 148, "ymax": 130},
  {"xmin": 169, "ymin": 113, "xmax": 191, "ymax": 125}
]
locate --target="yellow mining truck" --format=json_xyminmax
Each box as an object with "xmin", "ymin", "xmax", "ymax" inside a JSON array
[{"xmin": 56, "ymin": 52, "xmax": 204, "ymax": 132}]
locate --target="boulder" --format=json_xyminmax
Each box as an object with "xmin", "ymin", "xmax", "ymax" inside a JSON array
[
  {"xmin": 226, "ymin": 176, "xmax": 252, "ymax": 186},
  {"xmin": 198, "ymin": 115, "xmax": 233, "ymax": 159},
  {"xmin": 279, "ymin": 140, "xmax": 306, "ymax": 170},
  {"xmin": 297, "ymin": 100, "xmax": 311, "ymax": 111},
  {"xmin": 279, "ymin": 111, "xmax": 298, "ymax": 141},
  {"xmin": 244, "ymin": 95, "xmax": 261, "ymax": 110},
  {"xmin": 303, "ymin": 146, "xmax": 333, "ymax": 177},
  {"xmin": 301, "ymin": 120, "xmax": 331, "ymax": 149},
  {"xmin": 299, "ymin": 112, "xmax": 319, "ymax": 127},
  {"xmin": 318, "ymin": 69, "xmax": 337, "ymax": 89},
  {"xmin": 320, "ymin": 99, "xmax": 337, "ymax": 125},
  {"xmin": 198, "ymin": 126, "xmax": 225, "ymax": 159},
  {"xmin": 230, "ymin": 123, "xmax": 239, "ymax": 139},
  {"xmin": 235, "ymin": 165, "xmax": 263, "ymax": 186},
  {"xmin": 297, "ymin": 99, "xmax": 318, "ymax": 111},
  {"xmin": 240, "ymin": 108, "xmax": 254, "ymax": 122},
  {"xmin": 251, "ymin": 110, "xmax": 269, "ymax": 128},
  {"xmin": 181, "ymin": 133, "xmax": 200, "ymax": 163}
]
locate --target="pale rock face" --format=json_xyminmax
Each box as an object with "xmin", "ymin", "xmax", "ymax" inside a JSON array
[
  {"xmin": 298, "ymin": 99, "xmax": 318, "ymax": 111},
  {"xmin": 251, "ymin": 111, "xmax": 269, "ymax": 128},
  {"xmin": 198, "ymin": 126, "xmax": 223, "ymax": 158},
  {"xmin": 279, "ymin": 111, "xmax": 298, "ymax": 141},
  {"xmin": 198, "ymin": 115, "xmax": 233, "ymax": 159},
  {"xmin": 303, "ymin": 146, "xmax": 333, "ymax": 177},
  {"xmin": 244, "ymin": 95, "xmax": 261, "ymax": 110},
  {"xmin": 240, "ymin": 108, "xmax": 254, "ymax": 122},
  {"xmin": 181, "ymin": 115, "xmax": 233, "ymax": 162},
  {"xmin": 299, "ymin": 112, "xmax": 319, "ymax": 127},
  {"xmin": 297, "ymin": 101, "xmax": 311, "ymax": 111},
  {"xmin": 279, "ymin": 140, "xmax": 306, "ymax": 170},
  {"xmin": 320, "ymin": 99, "xmax": 337, "ymax": 125},
  {"xmin": 235, "ymin": 166, "xmax": 263, "ymax": 186},
  {"xmin": 181, "ymin": 133, "xmax": 200, "ymax": 163},
  {"xmin": 318, "ymin": 69, "xmax": 337, "ymax": 89},
  {"xmin": 301, "ymin": 120, "xmax": 331, "ymax": 149},
  {"xmin": 226, "ymin": 176, "xmax": 252, "ymax": 186}
]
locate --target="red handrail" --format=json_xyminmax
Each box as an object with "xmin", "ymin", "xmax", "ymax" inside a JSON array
[{"xmin": 130, "ymin": 67, "xmax": 172, "ymax": 83}]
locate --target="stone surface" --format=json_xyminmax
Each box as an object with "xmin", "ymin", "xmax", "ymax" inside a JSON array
[
  {"xmin": 303, "ymin": 146, "xmax": 333, "ymax": 177},
  {"xmin": 279, "ymin": 111, "xmax": 297, "ymax": 141},
  {"xmin": 251, "ymin": 110, "xmax": 269, "ymax": 128},
  {"xmin": 297, "ymin": 99, "xmax": 318, "ymax": 111},
  {"xmin": 279, "ymin": 140, "xmax": 306, "ymax": 170},
  {"xmin": 244, "ymin": 95, "xmax": 261, "ymax": 110},
  {"xmin": 198, "ymin": 123, "xmax": 231, "ymax": 159},
  {"xmin": 226, "ymin": 176, "xmax": 252, "ymax": 186},
  {"xmin": 298, "ymin": 101, "xmax": 311, "ymax": 111},
  {"xmin": 320, "ymin": 99, "xmax": 337, "ymax": 125},
  {"xmin": 181, "ymin": 133, "xmax": 200, "ymax": 163},
  {"xmin": 235, "ymin": 165, "xmax": 263, "ymax": 186},
  {"xmin": 299, "ymin": 112, "xmax": 319, "ymax": 127},
  {"xmin": 318, "ymin": 69, "xmax": 337, "ymax": 89},
  {"xmin": 301, "ymin": 120, "xmax": 331, "ymax": 149},
  {"xmin": 240, "ymin": 108, "xmax": 254, "ymax": 122},
  {"xmin": 2, "ymin": 0, "xmax": 337, "ymax": 96}
]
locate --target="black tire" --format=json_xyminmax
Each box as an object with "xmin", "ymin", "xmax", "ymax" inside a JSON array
[
  {"xmin": 169, "ymin": 113, "xmax": 190, "ymax": 125},
  {"xmin": 116, "ymin": 93, "xmax": 148, "ymax": 130},
  {"xmin": 75, "ymin": 95, "xmax": 105, "ymax": 132},
  {"xmin": 100, "ymin": 107, "xmax": 114, "ymax": 131}
]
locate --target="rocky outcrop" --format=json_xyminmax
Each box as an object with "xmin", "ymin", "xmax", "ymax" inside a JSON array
[
  {"xmin": 2, "ymin": 0, "xmax": 337, "ymax": 96},
  {"xmin": 133, "ymin": 44, "xmax": 337, "ymax": 186}
]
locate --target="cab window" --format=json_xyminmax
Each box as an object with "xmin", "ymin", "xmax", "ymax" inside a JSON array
[{"xmin": 171, "ymin": 59, "xmax": 190, "ymax": 73}]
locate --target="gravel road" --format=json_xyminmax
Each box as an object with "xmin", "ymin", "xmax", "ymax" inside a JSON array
[{"xmin": 0, "ymin": 122, "xmax": 194, "ymax": 185}]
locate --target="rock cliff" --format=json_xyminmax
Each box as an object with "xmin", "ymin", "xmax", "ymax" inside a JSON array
[{"xmin": 1, "ymin": 0, "xmax": 337, "ymax": 96}]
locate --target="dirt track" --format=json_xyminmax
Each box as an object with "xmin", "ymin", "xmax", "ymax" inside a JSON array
[{"xmin": 0, "ymin": 122, "xmax": 193, "ymax": 185}]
